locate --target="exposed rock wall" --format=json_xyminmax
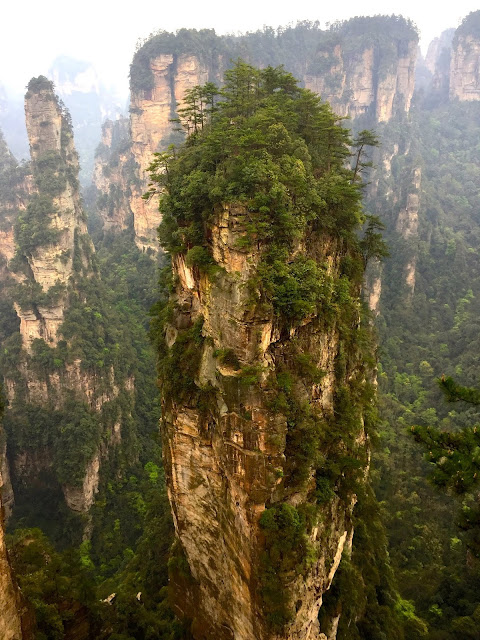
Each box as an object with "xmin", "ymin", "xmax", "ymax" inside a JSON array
[
  {"xmin": 424, "ymin": 28, "xmax": 455, "ymax": 95},
  {"xmin": 94, "ymin": 20, "xmax": 418, "ymax": 249},
  {"xmin": 0, "ymin": 79, "xmax": 133, "ymax": 517},
  {"xmin": 15, "ymin": 79, "xmax": 90, "ymax": 347},
  {"xmin": 304, "ymin": 39, "xmax": 417, "ymax": 122},
  {"xmin": 129, "ymin": 54, "xmax": 211, "ymax": 251},
  {"xmin": 395, "ymin": 166, "xmax": 421, "ymax": 292},
  {"xmin": 93, "ymin": 117, "xmax": 133, "ymax": 232},
  {"xmin": 162, "ymin": 205, "xmax": 369, "ymax": 640},
  {"xmin": 450, "ymin": 34, "xmax": 480, "ymax": 101},
  {"xmin": 425, "ymin": 29, "xmax": 455, "ymax": 74},
  {"xmin": 0, "ymin": 498, "xmax": 24, "ymax": 640}
]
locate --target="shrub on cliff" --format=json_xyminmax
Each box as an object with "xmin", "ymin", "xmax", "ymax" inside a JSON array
[{"xmin": 147, "ymin": 61, "xmax": 383, "ymax": 330}]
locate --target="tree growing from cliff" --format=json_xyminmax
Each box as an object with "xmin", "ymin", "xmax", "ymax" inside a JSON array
[
  {"xmin": 149, "ymin": 61, "xmax": 400, "ymax": 636},
  {"xmin": 149, "ymin": 61, "xmax": 379, "ymax": 272}
]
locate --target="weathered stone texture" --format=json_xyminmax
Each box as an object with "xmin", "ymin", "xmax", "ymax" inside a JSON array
[
  {"xmin": 450, "ymin": 35, "xmax": 480, "ymax": 100},
  {"xmin": 163, "ymin": 205, "xmax": 366, "ymax": 639}
]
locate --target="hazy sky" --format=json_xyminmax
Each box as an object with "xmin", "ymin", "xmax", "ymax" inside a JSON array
[{"xmin": 2, "ymin": 0, "xmax": 478, "ymax": 97}]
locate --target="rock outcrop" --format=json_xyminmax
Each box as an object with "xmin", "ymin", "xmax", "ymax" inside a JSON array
[
  {"xmin": 0, "ymin": 78, "xmax": 134, "ymax": 518},
  {"xmin": 450, "ymin": 13, "xmax": 480, "ymax": 101},
  {"xmin": 95, "ymin": 18, "xmax": 419, "ymax": 250},
  {"xmin": 162, "ymin": 202, "xmax": 371, "ymax": 639},
  {"xmin": 14, "ymin": 77, "xmax": 90, "ymax": 346},
  {"xmin": 129, "ymin": 54, "xmax": 211, "ymax": 251},
  {"xmin": 424, "ymin": 28, "xmax": 455, "ymax": 96},
  {"xmin": 93, "ymin": 117, "xmax": 133, "ymax": 232},
  {"xmin": 304, "ymin": 36, "xmax": 417, "ymax": 122},
  {"xmin": 396, "ymin": 166, "xmax": 421, "ymax": 293},
  {"xmin": 0, "ymin": 498, "xmax": 24, "ymax": 640}
]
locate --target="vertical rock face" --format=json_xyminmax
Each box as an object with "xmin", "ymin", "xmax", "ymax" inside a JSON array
[
  {"xmin": 425, "ymin": 29, "xmax": 455, "ymax": 75},
  {"xmin": 449, "ymin": 12, "xmax": 480, "ymax": 101},
  {"xmin": 0, "ymin": 499, "xmax": 24, "ymax": 640},
  {"xmin": 450, "ymin": 38, "xmax": 480, "ymax": 100},
  {"xmin": 93, "ymin": 117, "xmax": 133, "ymax": 232},
  {"xmin": 17, "ymin": 77, "xmax": 89, "ymax": 345},
  {"xmin": 162, "ymin": 205, "xmax": 370, "ymax": 639},
  {"xmin": 424, "ymin": 28, "xmax": 455, "ymax": 96},
  {"xmin": 363, "ymin": 121, "xmax": 422, "ymax": 315},
  {"xmin": 395, "ymin": 166, "xmax": 421, "ymax": 293},
  {"xmin": 129, "ymin": 54, "xmax": 210, "ymax": 251},
  {"xmin": 304, "ymin": 22, "xmax": 417, "ymax": 122},
  {"xmin": 0, "ymin": 78, "xmax": 134, "ymax": 517}
]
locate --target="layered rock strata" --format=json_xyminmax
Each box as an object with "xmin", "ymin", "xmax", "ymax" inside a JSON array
[
  {"xmin": 94, "ymin": 19, "xmax": 419, "ymax": 249},
  {"xmin": 129, "ymin": 54, "xmax": 211, "ymax": 251},
  {"xmin": 304, "ymin": 38, "xmax": 417, "ymax": 122}
]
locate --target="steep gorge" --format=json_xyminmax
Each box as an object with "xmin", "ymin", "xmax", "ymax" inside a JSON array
[{"xmin": 3, "ymin": 10, "xmax": 480, "ymax": 640}]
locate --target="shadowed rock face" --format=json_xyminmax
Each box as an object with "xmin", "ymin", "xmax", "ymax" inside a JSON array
[
  {"xmin": 161, "ymin": 204, "xmax": 370, "ymax": 640},
  {"xmin": 0, "ymin": 495, "xmax": 25, "ymax": 640}
]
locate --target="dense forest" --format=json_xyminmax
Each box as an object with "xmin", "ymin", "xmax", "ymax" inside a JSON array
[{"xmin": 1, "ymin": 10, "xmax": 480, "ymax": 640}]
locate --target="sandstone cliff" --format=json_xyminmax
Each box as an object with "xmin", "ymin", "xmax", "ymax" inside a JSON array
[
  {"xmin": 162, "ymin": 205, "xmax": 371, "ymax": 640},
  {"xmin": 156, "ymin": 71, "xmax": 375, "ymax": 638},
  {"xmin": 424, "ymin": 27, "xmax": 454, "ymax": 97},
  {"xmin": 304, "ymin": 26, "xmax": 417, "ymax": 122},
  {"xmin": 93, "ymin": 117, "xmax": 133, "ymax": 232},
  {"xmin": 450, "ymin": 12, "xmax": 480, "ymax": 101},
  {"xmin": 129, "ymin": 53, "xmax": 211, "ymax": 251},
  {"xmin": 0, "ymin": 497, "xmax": 24, "ymax": 640},
  {"xmin": 0, "ymin": 78, "xmax": 134, "ymax": 518},
  {"xmin": 14, "ymin": 76, "xmax": 89, "ymax": 346},
  {"xmin": 395, "ymin": 166, "xmax": 421, "ymax": 292}
]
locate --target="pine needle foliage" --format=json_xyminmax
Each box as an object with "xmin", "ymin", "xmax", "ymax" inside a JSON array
[{"xmin": 147, "ymin": 61, "xmax": 383, "ymax": 330}]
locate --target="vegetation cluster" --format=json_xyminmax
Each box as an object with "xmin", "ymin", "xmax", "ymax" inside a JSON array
[{"xmin": 147, "ymin": 61, "xmax": 397, "ymax": 636}]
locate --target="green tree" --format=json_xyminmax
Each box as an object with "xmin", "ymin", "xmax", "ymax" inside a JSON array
[{"xmin": 412, "ymin": 377, "xmax": 480, "ymax": 499}]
